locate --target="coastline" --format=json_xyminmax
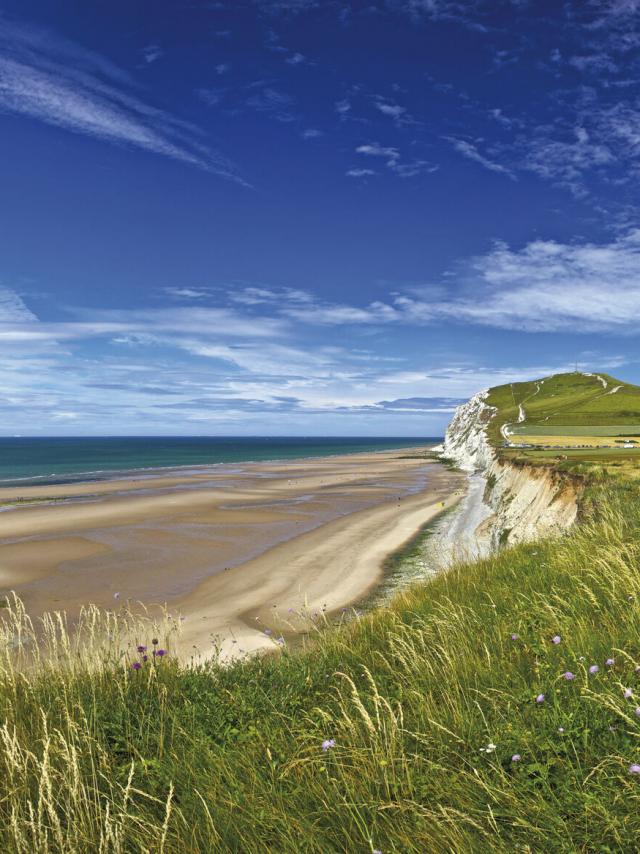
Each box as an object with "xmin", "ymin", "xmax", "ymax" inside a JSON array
[
  {"xmin": 174, "ymin": 475, "xmax": 465, "ymax": 661},
  {"xmin": 0, "ymin": 446, "xmax": 465, "ymax": 660}
]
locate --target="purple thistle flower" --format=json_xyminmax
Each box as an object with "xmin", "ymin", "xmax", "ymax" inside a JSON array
[
  {"xmin": 630, "ymin": 764, "xmax": 640, "ymax": 775},
  {"xmin": 625, "ymin": 689, "xmax": 633, "ymax": 699},
  {"xmin": 511, "ymin": 754, "xmax": 521, "ymax": 762},
  {"xmin": 510, "ymin": 633, "xmax": 519, "ymax": 641},
  {"xmin": 137, "ymin": 645, "xmax": 147, "ymax": 653},
  {"xmin": 563, "ymin": 671, "xmax": 575, "ymax": 681},
  {"xmin": 142, "ymin": 655, "xmax": 148, "ymax": 662},
  {"xmin": 589, "ymin": 665, "xmax": 599, "ymax": 674},
  {"xmin": 321, "ymin": 738, "xmax": 336, "ymax": 752},
  {"xmin": 536, "ymin": 693, "xmax": 545, "ymax": 704},
  {"xmin": 552, "ymin": 635, "xmax": 561, "ymax": 645},
  {"xmin": 606, "ymin": 658, "xmax": 615, "ymax": 666},
  {"xmin": 153, "ymin": 649, "xmax": 166, "ymax": 657},
  {"xmin": 131, "ymin": 662, "xmax": 141, "ymax": 671}
]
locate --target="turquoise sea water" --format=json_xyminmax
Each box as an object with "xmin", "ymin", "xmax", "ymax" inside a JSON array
[{"xmin": 0, "ymin": 437, "xmax": 441, "ymax": 487}]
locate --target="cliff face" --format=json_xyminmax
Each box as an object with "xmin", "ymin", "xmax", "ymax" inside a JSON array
[
  {"xmin": 442, "ymin": 391, "xmax": 579, "ymax": 552},
  {"xmin": 441, "ymin": 391, "xmax": 496, "ymax": 472}
]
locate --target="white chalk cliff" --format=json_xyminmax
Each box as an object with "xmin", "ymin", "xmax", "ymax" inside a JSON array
[{"xmin": 440, "ymin": 390, "xmax": 579, "ymax": 554}]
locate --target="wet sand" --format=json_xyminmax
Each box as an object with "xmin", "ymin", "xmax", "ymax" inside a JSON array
[{"xmin": 0, "ymin": 448, "xmax": 464, "ymax": 659}]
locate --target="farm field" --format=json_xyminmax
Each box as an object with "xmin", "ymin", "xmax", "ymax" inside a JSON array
[
  {"xmin": 510, "ymin": 424, "xmax": 640, "ymax": 437},
  {"xmin": 513, "ymin": 434, "xmax": 639, "ymax": 448}
]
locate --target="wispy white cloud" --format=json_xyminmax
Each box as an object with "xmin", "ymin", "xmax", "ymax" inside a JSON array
[
  {"xmin": 0, "ymin": 17, "xmax": 243, "ymax": 182},
  {"xmin": 356, "ymin": 142, "xmax": 401, "ymax": 161},
  {"xmin": 141, "ymin": 44, "xmax": 163, "ymax": 65},
  {"xmin": 518, "ymin": 120, "xmax": 614, "ymax": 195},
  {"xmin": 0, "ymin": 288, "xmax": 38, "ymax": 322},
  {"xmin": 447, "ymin": 137, "xmax": 516, "ymax": 178},
  {"xmin": 375, "ymin": 99, "xmax": 413, "ymax": 125},
  {"xmin": 164, "ymin": 287, "xmax": 211, "ymax": 300},
  {"xmin": 246, "ymin": 86, "xmax": 297, "ymax": 122},
  {"xmin": 355, "ymin": 141, "xmax": 436, "ymax": 178},
  {"xmin": 402, "ymin": 230, "xmax": 640, "ymax": 332}
]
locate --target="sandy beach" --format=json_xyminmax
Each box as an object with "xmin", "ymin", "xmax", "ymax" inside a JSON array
[{"xmin": 0, "ymin": 448, "xmax": 465, "ymax": 659}]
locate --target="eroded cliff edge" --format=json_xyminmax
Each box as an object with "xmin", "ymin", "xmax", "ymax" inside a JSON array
[{"xmin": 440, "ymin": 390, "xmax": 580, "ymax": 555}]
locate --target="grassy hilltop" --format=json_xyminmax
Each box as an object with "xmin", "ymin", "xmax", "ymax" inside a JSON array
[
  {"xmin": 487, "ymin": 372, "xmax": 640, "ymax": 429},
  {"xmin": 3, "ymin": 373, "xmax": 640, "ymax": 852},
  {"xmin": 483, "ymin": 372, "xmax": 640, "ymax": 473}
]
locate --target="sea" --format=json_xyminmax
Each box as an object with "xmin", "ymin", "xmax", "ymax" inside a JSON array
[{"xmin": 0, "ymin": 437, "xmax": 442, "ymax": 487}]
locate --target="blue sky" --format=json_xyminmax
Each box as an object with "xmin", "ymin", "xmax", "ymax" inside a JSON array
[{"xmin": 1, "ymin": 0, "xmax": 640, "ymax": 436}]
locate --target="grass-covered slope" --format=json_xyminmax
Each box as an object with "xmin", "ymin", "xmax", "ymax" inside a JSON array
[
  {"xmin": 3, "ymin": 482, "xmax": 640, "ymax": 852},
  {"xmin": 485, "ymin": 372, "xmax": 640, "ymax": 443}
]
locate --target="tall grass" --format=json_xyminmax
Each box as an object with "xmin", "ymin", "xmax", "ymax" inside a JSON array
[{"xmin": 2, "ymin": 488, "xmax": 640, "ymax": 851}]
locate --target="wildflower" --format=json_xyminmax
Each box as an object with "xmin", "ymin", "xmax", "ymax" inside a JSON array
[
  {"xmin": 137, "ymin": 645, "xmax": 147, "ymax": 653},
  {"xmin": 635, "ymin": 707, "xmax": 640, "ymax": 717},
  {"xmin": 606, "ymin": 658, "xmax": 615, "ymax": 666},
  {"xmin": 630, "ymin": 764, "xmax": 640, "ymax": 775},
  {"xmin": 131, "ymin": 662, "xmax": 141, "ymax": 671},
  {"xmin": 510, "ymin": 633, "xmax": 519, "ymax": 641},
  {"xmin": 511, "ymin": 754, "xmax": 521, "ymax": 762},
  {"xmin": 625, "ymin": 689, "xmax": 633, "ymax": 699},
  {"xmin": 558, "ymin": 727, "xmax": 565, "ymax": 733},
  {"xmin": 635, "ymin": 665, "xmax": 640, "ymax": 673},
  {"xmin": 552, "ymin": 635, "xmax": 561, "ymax": 645},
  {"xmin": 153, "ymin": 649, "xmax": 167, "ymax": 657},
  {"xmin": 563, "ymin": 671, "xmax": 575, "ymax": 681},
  {"xmin": 486, "ymin": 743, "xmax": 496, "ymax": 753},
  {"xmin": 142, "ymin": 655, "xmax": 148, "ymax": 662},
  {"xmin": 536, "ymin": 694, "xmax": 545, "ymax": 704},
  {"xmin": 322, "ymin": 739, "xmax": 336, "ymax": 752},
  {"xmin": 589, "ymin": 665, "xmax": 599, "ymax": 674},
  {"xmin": 264, "ymin": 628, "xmax": 272, "ymax": 636}
]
